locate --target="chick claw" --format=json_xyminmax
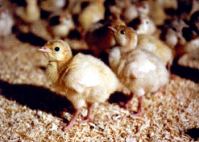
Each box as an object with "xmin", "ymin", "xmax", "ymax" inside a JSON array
[
  {"xmin": 125, "ymin": 96, "xmax": 143, "ymax": 116},
  {"xmin": 64, "ymin": 109, "xmax": 81, "ymax": 131},
  {"xmin": 64, "ymin": 105, "xmax": 94, "ymax": 130}
]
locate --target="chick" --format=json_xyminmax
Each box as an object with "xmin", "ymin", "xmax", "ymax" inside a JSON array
[
  {"xmin": 122, "ymin": 1, "xmax": 150, "ymax": 23},
  {"xmin": 78, "ymin": 0, "xmax": 105, "ymax": 31},
  {"xmin": 16, "ymin": 0, "xmax": 40, "ymax": 23},
  {"xmin": 0, "ymin": 8, "xmax": 14, "ymax": 37},
  {"xmin": 85, "ymin": 17, "xmax": 125, "ymax": 58},
  {"xmin": 109, "ymin": 41, "xmax": 169, "ymax": 114},
  {"xmin": 85, "ymin": 21, "xmax": 115, "ymax": 57},
  {"xmin": 109, "ymin": 47, "xmax": 169, "ymax": 97},
  {"xmin": 40, "ymin": 0, "xmax": 66, "ymax": 12},
  {"xmin": 109, "ymin": 25, "xmax": 173, "ymax": 67},
  {"xmin": 39, "ymin": 39, "xmax": 124, "ymax": 128},
  {"xmin": 128, "ymin": 16, "xmax": 156, "ymax": 35},
  {"xmin": 137, "ymin": 34, "xmax": 173, "ymax": 67},
  {"xmin": 148, "ymin": 1, "xmax": 167, "ymax": 26},
  {"xmin": 48, "ymin": 13, "xmax": 74, "ymax": 38}
]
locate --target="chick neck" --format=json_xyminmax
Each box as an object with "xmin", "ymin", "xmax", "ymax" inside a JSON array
[
  {"xmin": 47, "ymin": 54, "xmax": 73, "ymax": 84},
  {"xmin": 121, "ymin": 33, "xmax": 138, "ymax": 53}
]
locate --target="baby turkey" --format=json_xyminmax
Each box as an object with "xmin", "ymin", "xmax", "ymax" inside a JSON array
[
  {"xmin": 48, "ymin": 13, "xmax": 74, "ymax": 38},
  {"xmin": 0, "ymin": 3, "xmax": 14, "ymax": 37},
  {"xmin": 39, "ymin": 39, "xmax": 124, "ymax": 128},
  {"xmin": 109, "ymin": 47, "xmax": 169, "ymax": 97},
  {"xmin": 78, "ymin": 0, "xmax": 105, "ymax": 31},
  {"xmin": 109, "ymin": 26, "xmax": 170, "ymax": 113},
  {"xmin": 109, "ymin": 25, "xmax": 173, "ymax": 67},
  {"xmin": 16, "ymin": 0, "xmax": 40, "ymax": 23}
]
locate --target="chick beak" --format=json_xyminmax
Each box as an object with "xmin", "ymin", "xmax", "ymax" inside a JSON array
[
  {"xmin": 38, "ymin": 46, "xmax": 51, "ymax": 53},
  {"xmin": 108, "ymin": 26, "xmax": 117, "ymax": 33}
]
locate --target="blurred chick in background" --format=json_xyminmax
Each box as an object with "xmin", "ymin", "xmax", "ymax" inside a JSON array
[
  {"xmin": 0, "ymin": 0, "xmax": 14, "ymax": 37},
  {"xmin": 48, "ymin": 12, "xmax": 74, "ymax": 38},
  {"xmin": 109, "ymin": 26, "xmax": 169, "ymax": 114},
  {"xmin": 16, "ymin": 0, "xmax": 40, "ymax": 23},
  {"xmin": 85, "ymin": 16, "xmax": 125, "ymax": 58},
  {"xmin": 110, "ymin": 25, "xmax": 173, "ymax": 67},
  {"xmin": 128, "ymin": 16, "xmax": 156, "ymax": 35},
  {"xmin": 39, "ymin": 39, "xmax": 125, "ymax": 129},
  {"xmin": 40, "ymin": 0, "xmax": 66, "ymax": 12},
  {"xmin": 78, "ymin": 0, "xmax": 105, "ymax": 31}
]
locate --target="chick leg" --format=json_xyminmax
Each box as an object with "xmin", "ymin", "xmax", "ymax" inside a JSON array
[
  {"xmin": 125, "ymin": 95, "xmax": 143, "ymax": 116},
  {"xmin": 64, "ymin": 91, "xmax": 87, "ymax": 130},
  {"xmin": 64, "ymin": 109, "xmax": 81, "ymax": 130},
  {"xmin": 83, "ymin": 103, "xmax": 94, "ymax": 122},
  {"xmin": 133, "ymin": 96, "xmax": 143, "ymax": 116}
]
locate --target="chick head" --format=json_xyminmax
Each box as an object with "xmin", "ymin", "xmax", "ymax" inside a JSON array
[
  {"xmin": 109, "ymin": 25, "xmax": 138, "ymax": 52},
  {"xmin": 39, "ymin": 40, "xmax": 72, "ymax": 62}
]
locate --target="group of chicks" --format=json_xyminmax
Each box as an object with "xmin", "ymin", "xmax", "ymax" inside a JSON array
[{"xmin": 0, "ymin": 0, "xmax": 198, "ymax": 129}]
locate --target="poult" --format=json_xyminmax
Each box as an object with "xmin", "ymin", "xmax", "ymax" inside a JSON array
[
  {"xmin": 48, "ymin": 12, "xmax": 74, "ymax": 38},
  {"xmin": 39, "ymin": 39, "xmax": 125, "ymax": 128},
  {"xmin": 78, "ymin": 0, "xmax": 105, "ymax": 31},
  {"xmin": 109, "ymin": 27, "xmax": 170, "ymax": 114},
  {"xmin": 40, "ymin": 0, "xmax": 66, "ymax": 12},
  {"xmin": 0, "ymin": 8, "xmax": 14, "ymax": 37},
  {"xmin": 16, "ymin": 0, "xmax": 40, "ymax": 23},
  {"xmin": 109, "ymin": 48, "xmax": 169, "ymax": 97}
]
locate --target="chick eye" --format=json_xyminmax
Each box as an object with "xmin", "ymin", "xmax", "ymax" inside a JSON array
[
  {"xmin": 120, "ymin": 30, "xmax": 125, "ymax": 35},
  {"xmin": 54, "ymin": 47, "xmax": 60, "ymax": 52}
]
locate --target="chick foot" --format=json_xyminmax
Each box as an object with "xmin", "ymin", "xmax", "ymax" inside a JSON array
[
  {"xmin": 64, "ymin": 109, "xmax": 81, "ymax": 131},
  {"xmin": 82, "ymin": 104, "xmax": 94, "ymax": 122},
  {"xmin": 125, "ymin": 96, "xmax": 143, "ymax": 116}
]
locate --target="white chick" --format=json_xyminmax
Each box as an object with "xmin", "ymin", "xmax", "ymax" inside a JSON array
[
  {"xmin": 109, "ymin": 42, "xmax": 169, "ymax": 114},
  {"xmin": 16, "ymin": 0, "xmax": 40, "ymax": 23},
  {"xmin": 40, "ymin": 0, "xmax": 66, "ymax": 12},
  {"xmin": 0, "ymin": 10, "xmax": 14, "ymax": 36},
  {"xmin": 137, "ymin": 34, "xmax": 173, "ymax": 67},
  {"xmin": 48, "ymin": 13, "xmax": 74, "ymax": 38},
  {"xmin": 109, "ymin": 25, "xmax": 173, "ymax": 67},
  {"xmin": 78, "ymin": 0, "xmax": 105, "ymax": 31},
  {"xmin": 184, "ymin": 38, "xmax": 199, "ymax": 54},
  {"xmin": 164, "ymin": 28, "xmax": 178, "ymax": 48},
  {"xmin": 129, "ymin": 16, "xmax": 156, "ymax": 35},
  {"xmin": 39, "ymin": 39, "xmax": 124, "ymax": 128},
  {"xmin": 109, "ymin": 47, "xmax": 169, "ymax": 97},
  {"xmin": 122, "ymin": 1, "xmax": 150, "ymax": 23}
]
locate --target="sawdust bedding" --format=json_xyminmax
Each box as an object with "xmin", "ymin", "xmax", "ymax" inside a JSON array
[{"xmin": 0, "ymin": 36, "xmax": 198, "ymax": 141}]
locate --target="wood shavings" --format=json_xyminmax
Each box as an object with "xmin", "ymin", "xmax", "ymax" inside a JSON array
[{"xmin": 0, "ymin": 28, "xmax": 198, "ymax": 142}]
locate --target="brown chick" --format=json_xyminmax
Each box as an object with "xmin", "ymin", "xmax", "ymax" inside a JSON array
[
  {"xmin": 85, "ymin": 21, "xmax": 115, "ymax": 57},
  {"xmin": 85, "ymin": 16, "xmax": 125, "ymax": 58},
  {"xmin": 109, "ymin": 25, "xmax": 173, "ymax": 67},
  {"xmin": 39, "ymin": 39, "xmax": 124, "ymax": 128},
  {"xmin": 16, "ymin": 0, "xmax": 40, "ymax": 23}
]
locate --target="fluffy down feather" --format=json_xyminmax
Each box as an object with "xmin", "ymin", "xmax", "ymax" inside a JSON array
[
  {"xmin": 39, "ymin": 39, "xmax": 123, "ymax": 128},
  {"xmin": 109, "ymin": 25, "xmax": 173, "ymax": 66},
  {"xmin": 109, "ymin": 48, "xmax": 169, "ymax": 96},
  {"xmin": 62, "ymin": 53, "xmax": 121, "ymax": 109}
]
